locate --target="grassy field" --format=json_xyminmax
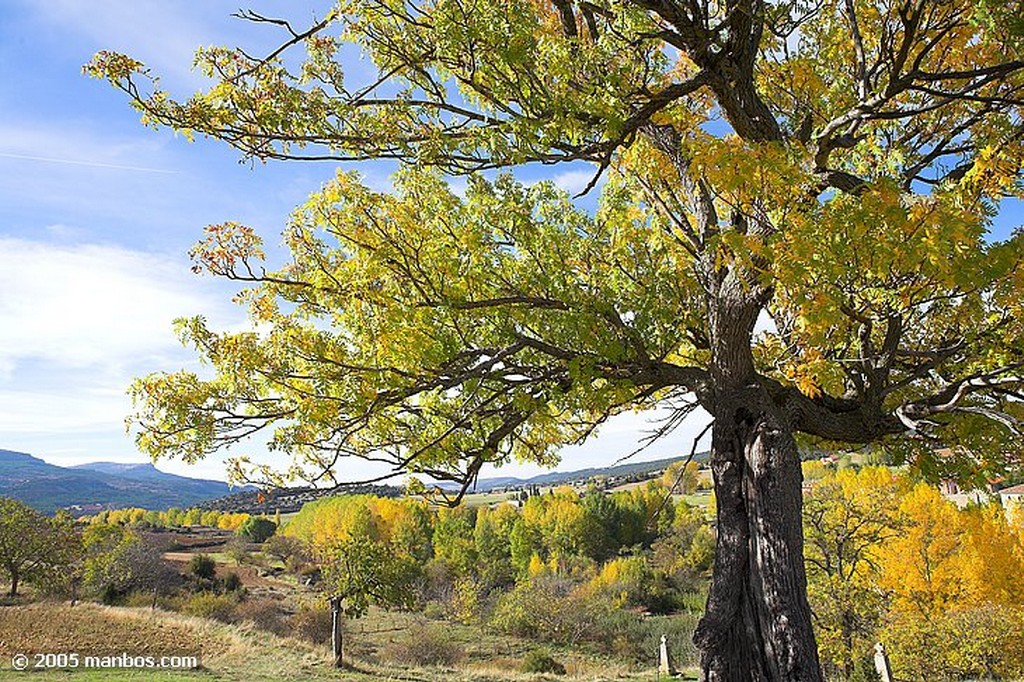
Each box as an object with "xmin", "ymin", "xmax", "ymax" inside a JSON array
[{"xmin": 0, "ymin": 602, "xmax": 698, "ymax": 682}]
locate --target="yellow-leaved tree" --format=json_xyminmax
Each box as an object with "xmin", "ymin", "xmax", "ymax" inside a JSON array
[
  {"xmin": 89, "ymin": 0, "xmax": 1024, "ymax": 677},
  {"xmin": 877, "ymin": 485, "xmax": 1024, "ymax": 679}
]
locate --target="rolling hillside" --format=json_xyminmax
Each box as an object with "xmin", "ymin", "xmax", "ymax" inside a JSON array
[{"xmin": 0, "ymin": 449, "xmax": 248, "ymax": 514}]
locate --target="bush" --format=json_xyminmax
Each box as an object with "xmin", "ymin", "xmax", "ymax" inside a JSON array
[
  {"xmin": 224, "ymin": 537, "xmax": 251, "ymax": 566},
  {"xmin": 884, "ymin": 604, "xmax": 1024, "ymax": 681},
  {"xmin": 181, "ymin": 592, "xmax": 236, "ymax": 623},
  {"xmin": 491, "ymin": 576, "xmax": 610, "ymax": 645},
  {"xmin": 189, "ymin": 554, "xmax": 216, "ymax": 581},
  {"xmin": 520, "ymin": 649, "xmax": 566, "ymax": 675},
  {"xmin": 382, "ymin": 623, "xmax": 465, "ymax": 667},
  {"xmin": 124, "ymin": 590, "xmax": 176, "ymax": 610},
  {"xmin": 290, "ymin": 605, "xmax": 333, "ymax": 645},
  {"xmin": 222, "ymin": 572, "xmax": 243, "ymax": 593},
  {"xmin": 265, "ymin": 534, "xmax": 308, "ymax": 565},
  {"xmin": 233, "ymin": 597, "xmax": 288, "ymax": 635},
  {"xmin": 619, "ymin": 614, "xmax": 700, "ymax": 668}
]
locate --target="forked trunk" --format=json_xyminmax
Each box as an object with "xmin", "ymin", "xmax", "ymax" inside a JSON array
[{"xmin": 694, "ymin": 385, "xmax": 822, "ymax": 681}]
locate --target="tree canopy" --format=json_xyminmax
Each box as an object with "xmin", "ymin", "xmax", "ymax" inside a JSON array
[
  {"xmin": 91, "ymin": 0, "xmax": 1024, "ymax": 489},
  {"xmin": 89, "ymin": 0, "xmax": 1024, "ymax": 678},
  {"xmin": 0, "ymin": 498, "xmax": 80, "ymax": 597}
]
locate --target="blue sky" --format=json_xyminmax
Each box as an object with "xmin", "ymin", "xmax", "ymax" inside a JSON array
[
  {"xmin": 0, "ymin": 1, "xmax": 700, "ymax": 483},
  {"xmin": 1, "ymin": 2, "xmax": 1020, "ymax": 485}
]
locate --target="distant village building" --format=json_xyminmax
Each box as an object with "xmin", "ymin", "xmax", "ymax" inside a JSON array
[{"xmin": 998, "ymin": 482, "xmax": 1024, "ymax": 509}]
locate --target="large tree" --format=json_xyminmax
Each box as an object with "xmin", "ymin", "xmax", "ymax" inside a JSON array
[{"xmin": 89, "ymin": 1, "xmax": 1024, "ymax": 679}]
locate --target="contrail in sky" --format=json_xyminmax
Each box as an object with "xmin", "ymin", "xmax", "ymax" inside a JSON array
[{"xmin": 0, "ymin": 151, "xmax": 177, "ymax": 174}]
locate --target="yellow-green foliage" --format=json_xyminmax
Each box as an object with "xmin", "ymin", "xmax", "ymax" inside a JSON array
[
  {"xmin": 84, "ymin": 506, "xmax": 250, "ymax": 530},
  {"xmin": 806, "ymin": 468, "xmax": 1024, "ymax": 680},
  {"xmin": 284, "ymin": 494, "xmax": 433, "ymax": 575}
]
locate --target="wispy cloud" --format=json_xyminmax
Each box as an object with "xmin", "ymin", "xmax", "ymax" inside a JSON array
[
  {"xmin": 0, "ymin": 238, "xmax": 248, "ymax": 468},
  {"xmin": 0, "ymin": 152, "xmax": 176, "ymax": 175},
  {"xmin": 551, "ymin": 168, "xmax": 604, "ymax": 196},
  {"xmin": 0, "ymin": 238, "xmax": 237, "ymax": 372},
  {"xmin": 20, "ymin": 0, "xmax": 225, "ymax": 91}
]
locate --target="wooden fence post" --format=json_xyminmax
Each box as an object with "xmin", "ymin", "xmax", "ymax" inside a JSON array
[{"xmin": 330, "ymin": 595, "xmax": 344, "ymax": 668}]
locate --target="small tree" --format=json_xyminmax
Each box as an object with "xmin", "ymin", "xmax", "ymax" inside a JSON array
[
  {"xmin": 0, "ymin": 498, "xmax": 81, "ymax": 597},
  {"xmin": 238, "ymin": 516, "xmax": 277, "ymax": 543},
  {"xmin": 83, "ymin": 525, "xmax": 180, "ymax": 604},
  {"xmin": 661, "ymin": 460, "xmax": 700, "ymax": 495},
  {"xmin": 319, "ymin": 536, "xmax": 419, "ymax": 667},
  {"xmin": 264, "ymin": 534, "xmax": 309, "ymax": 568},
  {"xmin": 224, "ymin": 537, "xmax": 252, "ymax": 566},
  {"xmin": 803, "ymin": 468, "xmax": 905, "ymax": 680}
]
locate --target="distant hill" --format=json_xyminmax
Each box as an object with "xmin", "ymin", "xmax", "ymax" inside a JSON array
[
  {"xmin": 0, "ymin": 449, "xmax": 249, "ymax": 514},
  {"xmin": 197, "ymin": 452, "xmax": 709, "ymax": 513},
  {"xmin": 441, "ymin": 452, "xmax": 711, "ymax": 492}
]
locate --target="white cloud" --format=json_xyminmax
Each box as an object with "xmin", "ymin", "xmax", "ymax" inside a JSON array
[
  {"xmin": 45, "ymin": 224, "xmax": 89, "ymax": 240},
  {"xmin": 0, "ymin": 388, "xmax": 128, "ymax": 433},
  {"xmin": 0, "ymin": 238, "xmax": 235, "ymax": 372},
  {"xmin": 0, "ymin": 238, "xmax": 250, "ymax": 472},
  {"xmin": 552, "ymin": 168, "xmax": 603, "ymax": 196}
]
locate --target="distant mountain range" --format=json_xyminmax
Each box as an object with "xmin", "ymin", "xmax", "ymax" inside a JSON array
[{"xmin": 0, "ymin": 449, "xmax": 250, "ymax": 514}]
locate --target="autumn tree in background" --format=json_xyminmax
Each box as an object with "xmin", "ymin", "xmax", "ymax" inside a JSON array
[
  {"xmin": 802, "ymin": 467, "xmax": 906, "ymax": 680},
  {"xmin": 90, "ymin": 0, "xmax": 1024, "ymax": 678},
  {"xmin": 874, "ymin": 485, "xmax": 1024, "ymax": 680},
  {"xmin": 0, "ymin": 498, "xmax": 80, "ymax": 597},
  {"xmin": 284, "ymin": 493, "xmax": 428, "ymax": 661}
]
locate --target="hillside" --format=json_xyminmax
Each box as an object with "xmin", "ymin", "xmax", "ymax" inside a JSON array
[
  {"xmin": 0, "ymin": 602, "xmax": 677, "ymax": 681},
  {"xmin": 452, "ymin": 452, "xmax": 711, "ymax": 492},
  {"xmin": 0, "ymin": 449, "xmax": 247, "ymax": 514},
  {"xmin": 197, "ymin": 452, "xmax": 708, "ymax": 513}
]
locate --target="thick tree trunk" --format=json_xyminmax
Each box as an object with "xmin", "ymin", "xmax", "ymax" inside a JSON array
[
  {"xmin": 694, "ymin": 390, "xmax": 822, "ymax": 681},
  {"xmin": 9, "ymin": 572, "xmax": 18, "ymax": 597},
  {"xmin": 693, "ymin": 280, "xmax": 822, "ymax": 681}
]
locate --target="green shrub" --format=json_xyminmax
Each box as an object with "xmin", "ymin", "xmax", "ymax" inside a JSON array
[
  {"xmin": 520, "ymin": 649, "xmax": 566, "ymax": 675},
  {"xmin": 491, "ymin": 576, "xmax": 610, "ymax": 645},
  {"xmin": 422, "ymin": 601, "xmax": 446, "ymax": 620},
  {"xmin": 595, "ymin": 612, "xmax": 700, "ymax": 667},
  {"xmin": 382, "ymin": 623, "xmax": 465, "ymax": 667},
  {"xmin": 181, "ymin": 592, "xmax": 236, "ymax": 623},
  {"xmin": 189, "ymin": 554, "xmax": 216, "ymax": 581},
  {"xmin": 238, "ymin": 517, "xmax": 277, "ymax": 543}
]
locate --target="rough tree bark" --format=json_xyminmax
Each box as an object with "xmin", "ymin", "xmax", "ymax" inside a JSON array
[{"xmin": 694, "ymin": 285, "xmax": 823, "ymax": 681}]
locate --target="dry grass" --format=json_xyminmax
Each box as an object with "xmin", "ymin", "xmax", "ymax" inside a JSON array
[{"xmin": 0, "ymin": 601, "xmax": 691, "ymax": 681}]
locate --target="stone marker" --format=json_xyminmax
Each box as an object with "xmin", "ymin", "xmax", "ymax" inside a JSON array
[
  {"xmin": 659, "ymin": 634, "xmax": 676, "ymax": 676},
  {"xmin": 874, "ymin": 642, "xmax": 893, "ymax": 682}
]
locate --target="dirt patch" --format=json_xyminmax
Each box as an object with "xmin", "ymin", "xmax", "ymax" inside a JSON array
[{"xmin": 162, "ymin": 551, "xmax": 291, "ymax": 593}]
